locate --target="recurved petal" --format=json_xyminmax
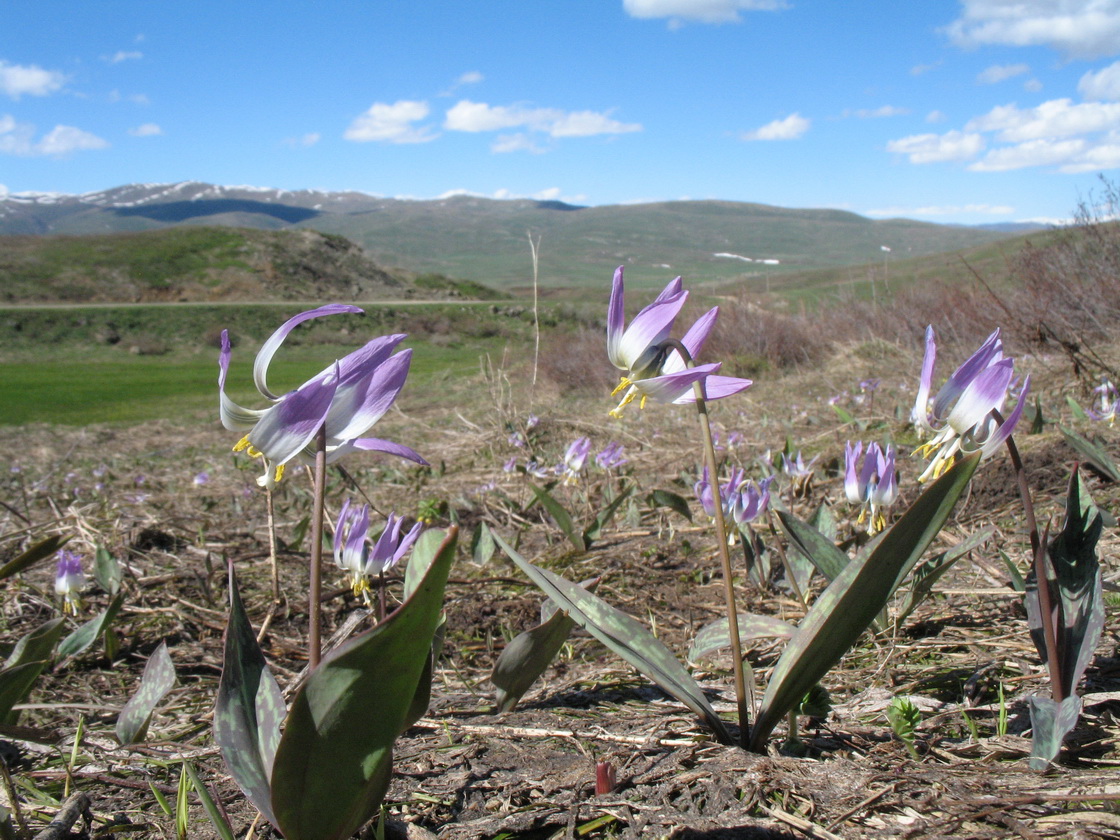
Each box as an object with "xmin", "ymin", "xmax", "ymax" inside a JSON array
[
  {"xmin": 634, "ymin": 362, "xmax": 721, "ymax": 404},
  {"xmin": 329, "ymin": 436, "xmax": 429, "ymax": 466},
  {"xmin": 945, "ymin": 358, "xmax": 1013, "ymax": 435},
  {"xmin": 218, "ymin": 330, "xmax": 267, "ymax": 431},
  {"xmin": 606, "ymin": 267, "xmax": 627, "ymax": 369},
  {"xmin": 326, "ymin": 349, "xmax": 412, "ymax": 442},
  {"xmin": 253, "ymin": 304, "xmax": 363, "ymax": 400},
  {"xmin": 911, "ymin": 325, "xmax": 937, "ymax": 431},
  {"xmin": 334, "ymin": 334, "xmax": 407, "ymax": 385},
  {"xmin": 616, "ymin": 293, "xmax": 688, "ymax": 372},
  {"xmin": 932, "ymin": 328, "xmax": 1003, "ymax": 421},
  {"xmin": 248, "ymin": 370, "xmax": 339, "ymax": 467},
  {"xmin": 981, "ymin": 374, "xmax": 1030, "ymax": 457},
  {"xmin": 672, "ymin": 372, "xmax": 752, "ymax": 404}
]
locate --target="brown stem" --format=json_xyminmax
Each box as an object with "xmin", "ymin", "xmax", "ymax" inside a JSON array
[
  {"xmin": 663, "ymin": 339, "xmax": 750, "ymax": 745},
  {"xmin": 1000, "ymin": 422, "xmax": 1063, "ymax": 701},
  {"xmin": 308, "ymin": 424, "xmax": 328, "ymax": 669}
]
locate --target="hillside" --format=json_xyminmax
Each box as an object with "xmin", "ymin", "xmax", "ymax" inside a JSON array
[
  {"xmin": 0, "ymin": 226, "xmax": 499, "ymax": 304},
  {"xmin": 0, "ymin": 182, "xmax": 1030, "ymax": 291}
]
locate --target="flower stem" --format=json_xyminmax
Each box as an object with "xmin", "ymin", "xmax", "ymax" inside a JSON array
[
  {"xmin": 1000, "ymin": 424, "xmax": 1062, "ymax": 701},
  {"xmin": 664, "ymin": 339, "xmax": 751, "ymax": 745},
  {"xmin": 308, "ymin": 423, "xmax": 328, "ymax": 669}
]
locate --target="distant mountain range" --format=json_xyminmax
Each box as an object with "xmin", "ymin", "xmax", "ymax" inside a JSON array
[{"xmin": 0, "ymin": 181, "xmax": 1045, "ymax": 291}]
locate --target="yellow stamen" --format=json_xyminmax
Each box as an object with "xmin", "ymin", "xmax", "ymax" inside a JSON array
[
  {"xmin": 611, "ymin": 376, "xmax": 633, "ymax": 397},
  {"xmin": 273, "ymin": 463, "xmax": 285, "ymax": 483},
  {"xmin": 233, "ymin": 435, "xmax": 251, "ymax": 453},
  {"xmin": 608, "ymin": 389, "xmax": 638, "ymax": 419}
]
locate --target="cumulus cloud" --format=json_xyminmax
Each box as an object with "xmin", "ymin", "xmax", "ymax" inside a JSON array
[
  {"xmin": 106, "ymin": 51, "xmax": 143, "ymax": 63},
  {"xmin": 622, "ymin": 0, "xmax": 786, "ymax": 24},
  {"xmin": 886, "ymin": 130, "xmax": 985, "ymax": 163},
  {"xmin": 847, "ymin": 105, "xmax": 909, "ymax": 119},
  {"xmin": 128, "ymin": 123, "xmax": 163, "ymax": 137},
  {"xmin": 0, "ymin": 60, "xmax": 65, "ymax": 100},
  {"xmin": 977, "ymin": 63, "xmax": 1029, "ymax": 84},
  {"xmin": 945, "ymin": 0, "xmax": 1120, "ymax": 59},
  {"xmin": 965, "ymin": 98, "xmax": 1120, "ymax": 142},
  {"xmin": 741, "ymin": 112, "xmax": 810, "ymax": 140},
  {"xmin": 969, "ymin": 137, "xmax": 1087, "ymax": 170},
  {"xmin": 436, "ymin": 185, "xmax": 583, "ymax": 202},
  {"xmin": 0, "ymin": 117, "xmax": 108, "ymax": 156},
  {"xmin": 344, "ymin": 100, "xmax": 437, "ymax": 143},
  {"xmin": 444, "ymin": 100, "xmax": 641, "ymax": 137},
  {"xmin": 491, "ymin": 133, "xmax": 545, "ymax": 153},
  {"xmin": 1079, "ymin": 60, "xmax": 1120, "ymax": 99}
]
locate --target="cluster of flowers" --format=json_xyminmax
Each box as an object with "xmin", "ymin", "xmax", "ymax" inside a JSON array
[{"xmin": 505, "ymin": 437, "xmax": 628, "ymax": 484}]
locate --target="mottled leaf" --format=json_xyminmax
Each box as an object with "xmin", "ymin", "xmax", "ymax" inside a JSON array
[
  {"xmin": 584, "ymin": 485, "xmax": 633, "ymax": 545},
  {"xmin": 58, "ymin": 591, "xmax": 126, "ymax": 658},
  {"xmin": 778, "ymin": 511, "xmax": 850, "ymax": 583},
  {"xmin": 492, "ymin": 609, "xmax": 577, "ymax": 712},
  {"xmin": 494, "ymin": 531, "xmax": 731, "ymax": 744},
  {"xmin": 896, "ymin": 526, "xmax": 994, "ymax": 624},
  {"xmin": 94, "ymin": 546, "xmax": 123, "ymax": 596},
  {"xmin": 647, "ymin": 489, "xmax": 693, "ymax": 523},
  {"xmin": 270, "ymin": 528, "xmax": 457, "ymax": 840},
  {"xmin": 116, "ymin": 641, "xmax": 177, "ymax": 745},
  {"xmin": 0, "ymin": 535, "xmax": 68, "ymax": 582},
  {"xmin": 1065, "ymin": 395, "xmax": 1090, "ymax": 422},
  {"xmin": 529, "ymin": 484, "xmax": 585, "ymax": 552},
  {"xmin": 1060, "ymin": 426, "xmax": 1120, "ymax": 482},
  {"xmin": 214, "ymin": 566, "xmax": 285, "ymax": 827},
  {"xmin": 749, "ymin": 452, "xmax": 980, "ymax": 751},
  {"xmin": 0, "ymin": 618, "xmax": 65, "ymax": 725},
  {"xmin": 1028, "ymin": 695, "xmax": 1082, "ymax": 770},
  {"xmin": 688, "ymin": 613, "xmax": 795, "ymax": 664},
  {"xmin": 471, "ymin": 522, "xmax": 496, "ymax": 565}
]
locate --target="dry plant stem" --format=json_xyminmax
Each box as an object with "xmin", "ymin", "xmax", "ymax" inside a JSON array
[
  {"xmin": 527, "ymin": 230, "xmax": 541, "ymax": 395},
  {"xmin": 267, "ymin": 488, "xmax": 280, "ymax": 602},
  {"xmin": 31, "ymin": 792, "xmax": 89, "ymax": 840},
  {"xmin": 308, "ymin": 424, "xmax": 328, "ymax": 670},
  {"xmin": 662, "ymin": 338, "xmax": 750, "ymax": 745},
  {"xmin": 1000, "ymin": 425, "xmax": 1063, "ymax": 701}
]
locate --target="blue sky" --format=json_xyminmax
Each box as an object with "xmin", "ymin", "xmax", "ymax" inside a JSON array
[{"xmin": 5, "ymin": 1, "xmax": 1120, "ymax": 223}]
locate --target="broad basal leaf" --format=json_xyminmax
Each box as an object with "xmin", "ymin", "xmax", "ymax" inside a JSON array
[
  {"xmin": 116, "ymin": 641, "xmax": 177, "ymax": 745},
  {"xmin": 0, "ymin": 617, "xmax": 65, "ymax": 725},
  {"xmin": 494, "ymin": 531, "xmax": 732, "ymax": 744},
  {"xmin": 688, "ymin": 613, "xmax": 795, "ymax": 664},
  {"xmin": 58, "ymin": 591, "xmax": 126, "ymax": 658},
  {"xmin": 0, "ymin": 535, "xmax": 68, "ymax": 582},
  {"xmin": 492, "ymin": 608, "xmax": 578, "ymax": 712},
  {"xmin": 749, "ymin": 452, "xmax": 980, "ymax": 751},
  {"xmin": 1060, "ymin": 427, "xmax": 1120, "ymax": 482},
  {"xmin": 214, "ymin": 566, "xmax": 286, "ymax": 827},
  {"xmin": 529, "ymin": 484, "xmax": 585, "ymax": 552},
  {"xmin": 778, "ymin": 510, "xmax": 850, "ymax": 583},
  {"xmin": 270, "ymin": 528, "xmax": 458, "ymax": 840},
  {"xmin": 1028, "ymin": 695, "xmax": 1082, "ymax": 770}
]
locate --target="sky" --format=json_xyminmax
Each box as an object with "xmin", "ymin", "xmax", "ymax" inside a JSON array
[{"xmin": 5, "ymin": 1, "xmax": 1120, "ymax": 224}]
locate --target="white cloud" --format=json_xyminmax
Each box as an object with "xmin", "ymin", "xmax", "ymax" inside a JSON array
[
  {"xmin": 622, "ymin": 0, "xmax": 785, "ymax": 24},
  {"xmin": 491, "ymin": 133, "xmax": 545, "ymax": 153},
  {"xmin": 945, "ymin": 0, "xmax": 1120, "ymax": 59},
  {"xmin": 1024, "ymin": 78, "xmax": 1043, "ymax": 92},
  {"xmin": 911, "ymin": 61, "xmax": 941, "ymax": 75},
  {"xmin": 977, "ymin": 63, "xmax": 1029, "ymax": 84},
  {"xmin": 848, "ymin": 105, "xmax": 909, "ymax": 119},
  {"xmin": 0, "ymin": 60, "xmax": 65, "ymax": 100},
  {"xmin": 435, "ymin": 186, "xmax": 584, "ymax": 203},
  {"xmin": 128, "ymin": 123, "xmax": 163, "ymax": 137},
  {"xmin": 969, "ymin": 137, "xmax": 1087, "ymax": 170},
  {"xmin": 741, "ymin": 112, "xmax": 810, "ymax": 140},
  {"xmin": 283, "ymin": 132, "xmax": 320, "ymax": 147},
  {"xmin": 106, "ymin": 51, "xmax": 143, "ymax": 64},
  {"xmin": 865, "ymin": 203, "xmax": 1015, "ymax": 217},
  {"xmin": 457, "ymin": 71, "xmax": 483, "ymax": 86},
  {"xmin": 886, "ymin": 130, "xmax": 985, "ymax": 163},
  {"xmin": 965, "ymin": 98, "xmax": 1120, "ymax": 141},
  {"xmin": 926, "ymin": 110, "xmax": 948, "ymax": 123},
  {"xmin": 444, "ymin": 100, "xmax": 641, "ymax": 137},
  {"xmin": 0, "ymin": 116, "xmax": 108, "ymax": 156},
  {"xmin": 1079, "ymin": 60, "xmax": 1120, "ymax": 99},
  {"xmin": 344, "ymin": 100, "xmax": 436, "ymax": 143}
]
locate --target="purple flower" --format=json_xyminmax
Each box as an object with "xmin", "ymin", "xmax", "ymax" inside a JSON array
[
  {"xmin": 595, "ymin": 441, "xmax": 628, "ymax": 470},
  {"xmin": 1089, "ymin": 376, "xmax": 1118, "ymax": 427},
  {"xmin": 55, "ymin": 550, "xmax": 85, "ymax": 615},
  {"xmin": 606, "ymin": 267, "xmax": 752, "ymax": 417},
  {"xmin": 911, "ymin": 326, "xmax": 1029, "ymax": 482},
  {"xmin": 556, "ymin": 437, "xmax": 592, "ymax": 484},
  {"xmin": 844, "ymin": 441, "xmax": 898, "ymax": 535},
  {"xmin": 859, "ymin": 378, "xmax": 881, "ymax": 392},
  {"xmin": 193, "ymin": 471, "xmax": 210, "ymax": 486},
  {"xmin": 333, "ymin": 498, "xmax": 422, "ymax": 605},
  {"xmin": 502, "ymin": 456, "xmax": 518, "ymax": 473},
  {"xmin": 781, "ymin": 450, "xmax": 818, "ymax": 479},
  {"xmin": 694, "ymin": 468, "xmax": 772, "ymax": 533},
  {"xmin": 218, "ymin": 305, "xmax": 427, "ymax": 488}
]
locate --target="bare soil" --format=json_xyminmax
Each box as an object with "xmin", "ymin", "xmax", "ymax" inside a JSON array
[{"xmin": 1, "ymin": 344, "xmax": 1118, "ymax": 840}]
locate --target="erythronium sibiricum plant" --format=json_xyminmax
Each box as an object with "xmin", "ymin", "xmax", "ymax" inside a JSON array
[
  {"xmin": 844, "ymin": 441, "xmax": 898, "ymax": 535},
  {"xmin": 214, "ymin": 306, "xmax": 455, "ymax": 840},
  {"xmin": 911, "ymin": 326, "xmax": 1029, "ymax": 483}
]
